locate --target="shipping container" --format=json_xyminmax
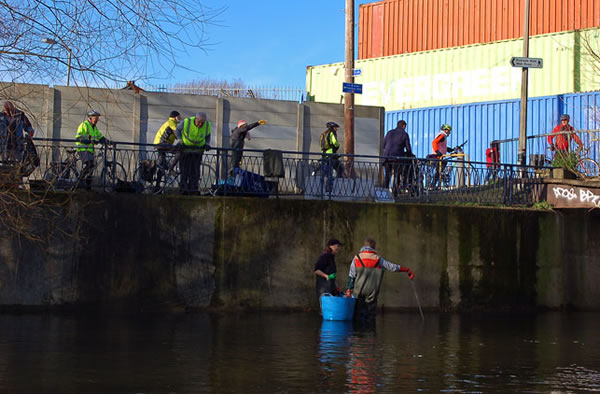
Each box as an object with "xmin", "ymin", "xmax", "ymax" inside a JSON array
[
  {"xmin": 359, "ymin": 0, "xmax": 600, "ymax": 59},
  {"xmin": 306, "ymin": 29, "xmax": 600, "ymax": 111},
  {"xmin": 384, "ymin": 91, "xmax": 600, "ymax": 164}
]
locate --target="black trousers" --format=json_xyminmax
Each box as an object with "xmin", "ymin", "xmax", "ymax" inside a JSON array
[{"xmin": 179, "ymin": 151, "xmax": 203, "ymax": 193}]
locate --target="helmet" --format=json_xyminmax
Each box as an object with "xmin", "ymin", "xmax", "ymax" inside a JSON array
[
  {"xmin": 441, "ymin": 124, "xmax": 452, "ymax": 131},
  {"xmin": 326, "ymin": 121, "xmax": 340, "ymax": 128},
  {"xmin": 87, "ymin": 110, "xmax": 101, "ymax": 117},
  {"xmin": 237, "ymin": 120, "xmax": 248, "ymax": 128},
  {"xmin": 560, "ymin": 114, "xmax": 570, "ymax": 121}
]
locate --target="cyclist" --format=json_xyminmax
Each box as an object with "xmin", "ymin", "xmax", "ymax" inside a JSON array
[
  {"xmin": 75, "ymin": 110, "xmax": 110, "ymax": 190},
  {"xmin": 153, "ymin": 110, "xmax": 181, "ymax": 188},
  {"xmin": 175, "ymin": 111, "xmax": 211, "ymax": 194},
  {"xmin": 548, "ymin": 114, "xmax": 583, "ymax": 167},
  {"xmin": 317, "ymin": 121, "xmax": 344, "ymax": 187},
  {"xmin": 429, "ymin": 124, "xmax": 454, "ymax": 189}
]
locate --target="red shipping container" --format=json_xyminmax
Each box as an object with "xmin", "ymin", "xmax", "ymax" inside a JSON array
[{"xmin": 358, "ymin": 0, "xmax": 600, "ymax": 59}]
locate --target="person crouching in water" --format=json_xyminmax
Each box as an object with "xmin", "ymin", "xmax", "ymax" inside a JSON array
[
  {"xmin": 314, "ymin": 238, "xmax": 343, "ymax": 300},
  {"xmin": 346, "ymin": 237, "xmax": 414, "ymax": 325}
]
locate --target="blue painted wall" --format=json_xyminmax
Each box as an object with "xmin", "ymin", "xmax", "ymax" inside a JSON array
[{"xmin": 385, "ymin": 92, "xmax": 600, "ymax": 164}]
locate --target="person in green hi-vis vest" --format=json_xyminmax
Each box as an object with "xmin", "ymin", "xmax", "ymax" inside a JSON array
[{"xmin": 175, "ymin": 111, "xmax": 211, "ymax": 194}]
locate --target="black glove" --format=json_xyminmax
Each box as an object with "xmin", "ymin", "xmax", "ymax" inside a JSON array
[
  {"xmin": 435, "ymin": 150, "xmax": 442, "ymax": 156},
  {"xmin": 204, "ymin": 144, "xmax": 211, "ymax": 152}
]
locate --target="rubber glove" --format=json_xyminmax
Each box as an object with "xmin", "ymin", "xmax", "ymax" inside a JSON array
[
  {"xmin": 327, "ymin": 273, "xmax": 336, "ymax": 280},
  {"xmin": 344, "ymin": 289, "xmax": 352, "ymax": 298},
  {"xmin": 399, "ymin": 266, "xmax": 415, "ymax": 280},
  {"xmin": 258, "ymin": 120, "xmax": 267, "ymax": 125}
]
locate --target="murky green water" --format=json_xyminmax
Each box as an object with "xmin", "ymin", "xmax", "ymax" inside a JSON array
[{"xmin": 0, "ymin": 312, "xmax": 598, "ymax": 393}]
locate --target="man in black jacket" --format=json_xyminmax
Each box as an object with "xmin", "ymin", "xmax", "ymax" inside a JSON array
[
  {"xmin": 383, "ymin": 120, "xmax": 412, "ymax": 194},
  {"xmin": 229, "ymin": 119, "xmax": 266, "ymax": 175}
]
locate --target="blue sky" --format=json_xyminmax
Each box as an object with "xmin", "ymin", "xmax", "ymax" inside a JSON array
[{"xmin": 156, "ymin": 0, "xmax": 373, "ymax": 89}]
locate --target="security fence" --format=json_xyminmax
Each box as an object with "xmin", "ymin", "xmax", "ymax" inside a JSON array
[{"xmin": 3, "ymin": 138, "xmax": 561, "ymax": 206}]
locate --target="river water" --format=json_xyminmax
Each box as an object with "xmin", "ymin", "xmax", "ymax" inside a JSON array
[{"xmin": 0, "ymin": 311, "xmax": 598, "ymax": 393}]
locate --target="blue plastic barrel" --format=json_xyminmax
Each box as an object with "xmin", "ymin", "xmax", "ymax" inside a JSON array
[{"xmin": 320, "ymin": 293, "xmax": 356, "ymax": 320}]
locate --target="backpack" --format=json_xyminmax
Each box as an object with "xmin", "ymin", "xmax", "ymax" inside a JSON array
[{"xmin": 320, "ymin": 130, "xmax": 332, "ymax": 151}]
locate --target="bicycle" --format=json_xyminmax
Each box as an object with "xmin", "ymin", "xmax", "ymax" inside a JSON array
[
  {"xmin": 134, "ymin": 150, "xmax": 180, "ymax": 194},
  {"xmin": 42, "ymin": 148, "xmax": 82, "ymax": 191},
  {"xmin": 43, "ymin": 144, "xmax": 127, "ymax": 192},
  {"xmin": 575, "ymin": 139, "xmax": 600, "ymax": 177},
  {"xmin": 547, "ymin": 140, "xmax": 600, "ymax": 178},
  {"xmin": 426, "ymin": 141, "xmax": 479, "ymax": 190},
  {"xmin": 134, "ymin": 149, "xmax": 218, "ymax": 195}
]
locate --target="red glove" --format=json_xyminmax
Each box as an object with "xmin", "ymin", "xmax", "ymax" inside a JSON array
[
  {"xmin": 399, "ymin": 266, "xmax": 415, "ymax": 280},
  {"xmin": 345, "ymin": 289, "xmax": 352, "ymax": 298}
]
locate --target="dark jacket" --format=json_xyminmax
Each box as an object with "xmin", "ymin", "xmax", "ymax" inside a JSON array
[
  {"xmin": 314, "ymin": 251, "xmax": 337, "ymax": 298},
  {"xmin": 383, "ymin": 127, "xmax": 412, "ymax": 158},
  {"xmin": 230, "ymin": 121, "xmax": 260, "ymax": 149}
]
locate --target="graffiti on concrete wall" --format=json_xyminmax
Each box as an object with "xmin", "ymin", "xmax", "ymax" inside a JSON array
[{"xmin": 550, "ymin": 186, "xmax": 600, "ymax": 208}]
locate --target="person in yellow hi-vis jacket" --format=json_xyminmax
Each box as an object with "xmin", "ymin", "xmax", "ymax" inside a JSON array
[
  {"xmin": 153, "ymin": 110, "xmax": 181, "ymax": 187},
  {"xmin": 174, "ymin": 112, "xmax": 211, "ymax": 194},
  {"xmin": 75, "ymin": 110, "xmax": 110, "ymax": 190}
]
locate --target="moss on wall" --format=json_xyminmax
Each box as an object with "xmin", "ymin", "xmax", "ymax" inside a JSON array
[{"xmin": 0, "ymin": 194, "xmax": 597, "ymax": 311}]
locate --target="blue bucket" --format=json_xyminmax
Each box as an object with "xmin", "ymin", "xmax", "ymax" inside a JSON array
[{"xmin": 320, "ymin": 293, "xmax": 356, "ymax": 320}]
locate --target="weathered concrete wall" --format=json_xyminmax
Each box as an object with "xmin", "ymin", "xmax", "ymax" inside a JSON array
[
  {"xmin": 0, "ymin": 194, "xmax": 598, "ymax": 311},
  {"xmin": 0, "ymin": 83, "xmax": 384, "ymax": 157}
]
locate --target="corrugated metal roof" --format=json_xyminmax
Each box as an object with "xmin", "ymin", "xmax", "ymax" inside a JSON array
[
  {"xmin": 359, "ymin": 0, "xmax": 600, "ymax": 59},
  {"xmin": 385, "ymin": 91, "xmax": 600, "ymax": 164},
  {"xmin": 307, "ymin": 29, "xmax": 600, "ymax": 111}
]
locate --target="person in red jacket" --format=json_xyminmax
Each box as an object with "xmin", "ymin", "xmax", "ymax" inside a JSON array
[{"xmin": 548, "ymin": 114, "xmax": 582, "ymax": 153}]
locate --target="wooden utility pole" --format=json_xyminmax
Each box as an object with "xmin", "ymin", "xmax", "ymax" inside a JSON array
[
  {"xmin": 344, "ymin": 0, "xmax": 355, "ymax": 163},
  {"xmin": 518, "ymin": 0, "xmax": 531, "ymax": 167}
]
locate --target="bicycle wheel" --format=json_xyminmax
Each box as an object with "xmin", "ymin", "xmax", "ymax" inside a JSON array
[
  {"xmin": 198, "ymin": 163, "xmax": 217, "ymax": 194},
  {"xmin": 101, "ymin": 161, "xmax": 127, "ymax": 192},
  {"xmin": 133, "ymin": 165, "xmax": 157, "ymax": 194},
  {"xmin": 577, "ymin": 158, "xmax": 600, "ymax": 177},
  {"xmin": 43, "ymin": 162, "xmax": 81, "ymax": 191},
  {"xmin": 156, "ymin": 164, "xmax": 179, "ymax": 194}
]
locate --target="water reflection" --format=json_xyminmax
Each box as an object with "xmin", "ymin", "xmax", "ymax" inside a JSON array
[{"xmin": 0, "ymin": 312, "xmax": 598, "ymax": 392}]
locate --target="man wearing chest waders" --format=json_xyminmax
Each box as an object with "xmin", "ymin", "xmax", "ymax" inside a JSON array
[{"xmin": 346, "ymin": 237, "xmax": 414, "ymax": 325}]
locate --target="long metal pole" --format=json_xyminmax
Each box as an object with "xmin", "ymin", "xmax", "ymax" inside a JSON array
[
  {"xmin": 518, "ymin": 0, "xmax": 531, "ymax": 167},
  {"xmin": 344, "ymin": 0, "xmax": 355, "ymax": 174}
]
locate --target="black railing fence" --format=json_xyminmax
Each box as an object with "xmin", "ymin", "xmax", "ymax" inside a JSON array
[
  {"xmin": 3, "ymin": 138, "xmax": 560, "ymax": 206},
  {"xmin": 492, "ymin": 129, "xmax": 600, "ymax": 167}
]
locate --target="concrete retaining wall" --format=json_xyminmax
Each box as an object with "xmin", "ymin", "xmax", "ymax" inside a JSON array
[
  {"xmin": 0, "ymin": 83, "xmax": 384, "ymax": 157},
  {"xmin": 0, "ymin": 194, "xmax": 598, "ymax": 311}
]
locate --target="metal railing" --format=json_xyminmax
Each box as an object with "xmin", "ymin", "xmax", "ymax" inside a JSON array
[
  {"xmin": 492, "ymin": 129, "xmax": 600, "ymax": 166},
  {"xmin": 4, "ymin": 138, "xmax": 557, "ymax": 206}
]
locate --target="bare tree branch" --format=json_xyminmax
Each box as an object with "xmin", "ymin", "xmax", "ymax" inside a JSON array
[{"xmin": 0, "ymin": 0, "xmax": 223, "ymax": 86}]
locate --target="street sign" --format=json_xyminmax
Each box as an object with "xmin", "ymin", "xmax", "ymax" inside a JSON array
[
  {"xmin": 510, "ymin": 57, "xmax": 543, "ymax": 68},
  {"xmin": 353, "ymin": 69, "xmax": 362, "ymax": 76},
  {"xmin": 342, "ymin": 82, "xmax": 363, "ymax": 94}
]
